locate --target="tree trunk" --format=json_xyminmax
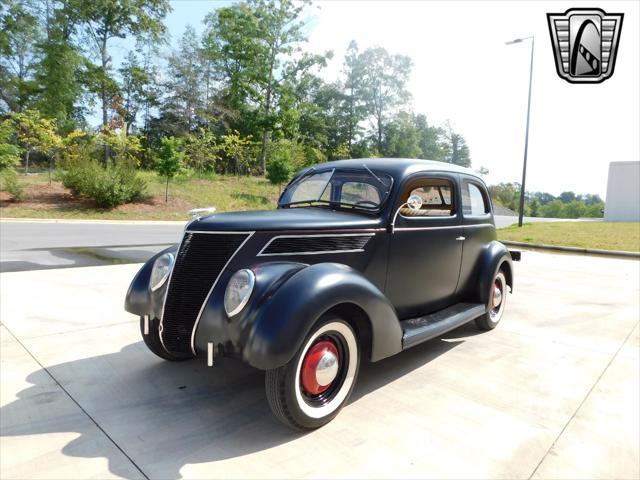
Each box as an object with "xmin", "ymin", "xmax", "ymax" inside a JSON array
[
  {"xmin": 100, "ymin": 34, "xmax": 110, "ymax": 166},
  {"xmin": 259, "ymin": 130, "xmax": 269, "ymax": 175},
  {"xmin": 165, "ymin": 177, "xmax": 169, "ymax": 202},
  {"xmin": 25, "ymin": 150, "xmax": 30, "ymax": 174},
  {"xmin": 259, "ymin": 55, "xmax": 276, "ymax": 176}
]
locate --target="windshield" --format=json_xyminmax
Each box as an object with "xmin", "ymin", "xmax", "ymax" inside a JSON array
[{"xmin": 279, "ymin": 168, "xmax": 393, "ymax": 212}]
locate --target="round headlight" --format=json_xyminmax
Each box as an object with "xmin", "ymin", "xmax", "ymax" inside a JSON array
[
  {"xmin": 224, "ymin": 269, "xmax": 255, "ymax": 317},
  {"xmin": 150, "ymin": 253, "xmax": 174, "ymax": 291}
]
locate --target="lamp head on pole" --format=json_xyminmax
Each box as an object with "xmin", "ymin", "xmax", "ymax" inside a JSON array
[{"xmin": 505, "ymin": 36, "xmax": 534, "ymax": 45}]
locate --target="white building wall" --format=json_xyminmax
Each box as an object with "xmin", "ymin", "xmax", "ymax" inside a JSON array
[{"xmin": 604, "ymin": 161, "xmax": 640, "ymax": 221}]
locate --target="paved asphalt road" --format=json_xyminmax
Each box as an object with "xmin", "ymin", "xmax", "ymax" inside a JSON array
[
  {"xmin": 1, "ymin": 251, "xmax": 638, "ymax": 478},
  {"xmin": 0, "ymin": 216, "xmax": 595, "ymax": 272}
]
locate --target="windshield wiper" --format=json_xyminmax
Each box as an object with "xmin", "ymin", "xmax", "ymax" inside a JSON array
[
  {"xmin": 362, "ymin": 164, "xmax": 385, "ymax": 186},
  {"xmin": 284, "ymin": 167, "xmax": 316, "ymax": 193}
]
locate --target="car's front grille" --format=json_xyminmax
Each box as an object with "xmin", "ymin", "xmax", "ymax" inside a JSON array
[
  {"xmin": 259, "ymin": 234, "xmax": 373, "ymax": 256},
  {"xmin": 161, "ymin": 231, "xmax": 250, "ymax": 355}
]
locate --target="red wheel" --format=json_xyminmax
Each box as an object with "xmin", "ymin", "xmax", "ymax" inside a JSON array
[
  {"xmin": 300, "ymin": 339, "xmax": 340, "ymax": 396},
  {"xmin": 476, "ymin": 271, "xmax": 507, "ymax": 331},
  {"xmin": 265, "ymin": 317, "xmax": 360, "ymax": 430}
]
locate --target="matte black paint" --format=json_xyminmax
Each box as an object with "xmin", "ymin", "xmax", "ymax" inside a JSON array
[{"xmin": 124, "ymin": 158, "xmax": 515, "ymax": 370}]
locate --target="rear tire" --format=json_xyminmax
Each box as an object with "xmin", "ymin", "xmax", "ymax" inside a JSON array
[
  {"xmin": 265, "ymin": 316, "xmax": 360, "ymax": 430},
  {"xmin": 476, "ymin": 271, "xmax": 507, "ymax": 331},
  {"xmin": 139, "ymin": 316, "xmax": 191, "ymax": 361}
]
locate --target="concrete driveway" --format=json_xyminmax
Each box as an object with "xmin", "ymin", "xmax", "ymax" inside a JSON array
[{"xmin": 1, "ymin": 251, "xmax": 638, "ymax": 479}]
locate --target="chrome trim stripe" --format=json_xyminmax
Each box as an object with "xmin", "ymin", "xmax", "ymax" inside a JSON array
[
  {"xmin": 185, "ymin": 230, "xmax": 252, "ymax": 234},
  {"xmin": 394, "ymin": 223, "xmax": 493, "ymax": 232},
  {"xmin": 257, "ymin": 233, "xmax": 375, "ymax": 257},
  {"xmin": 189, "ymin": 231, "xmax": 255, "ymax": 354},
  {"xmin": 158, "ymin": 234, "xmax": 188, "ymax": 353}
]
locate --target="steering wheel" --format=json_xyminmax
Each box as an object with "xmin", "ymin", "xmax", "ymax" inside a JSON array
[{"xmin": 354, "ymin": 200, "xmax": 378, "ymax": 208}]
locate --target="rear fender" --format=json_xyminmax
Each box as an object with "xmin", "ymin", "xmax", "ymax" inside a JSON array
[{"xmin": 477, "ymin": 241, "xmax": 514, "ymax": 306}]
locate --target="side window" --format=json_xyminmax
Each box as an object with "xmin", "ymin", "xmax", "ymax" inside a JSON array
[
  {"xmin": 401, "ymin": 179, "xmax": 455, "ymax": 217},
  {"xmin": 462, "ymin": 182, "xmax": 489, "ymax": 216},
  {"xmin": 341, "ymin": 182, "xmax": 381, "ymax": 206}
]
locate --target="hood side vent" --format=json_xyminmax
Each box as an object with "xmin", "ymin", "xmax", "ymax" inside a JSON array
[{"xmin": 259, "ymin": 234, "xmax": 374, "ymax": 256}]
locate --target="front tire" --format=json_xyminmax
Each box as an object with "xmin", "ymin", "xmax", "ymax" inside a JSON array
[
  {"xmin": 139, "ymin": 316, "xmax": 191, "ymax": 361},
  {"xmin": 475, "ymin": 271, "xmax": 507, "ymax": 331},
  {"xmin": 265, "ymin": 316, "xmax": 360, "ymax": 430}
]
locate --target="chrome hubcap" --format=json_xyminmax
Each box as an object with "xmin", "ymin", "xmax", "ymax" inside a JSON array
[
  {"xmin": 300, "ymin": 339, "xmax": 340, "ymax": 395},
  {"xmin": 492, "ymin": 284, "xmax": 503, "ymax": 308},
  {"xmin": 315, "ymin": 350, "xmax": 339, "ymax": 386}
]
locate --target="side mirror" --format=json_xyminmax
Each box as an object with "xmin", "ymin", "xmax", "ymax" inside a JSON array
[
  {"xmin": 390, "ymin": 195, "xmax": 423, "ymax": 234},
  {"xmin": 407, "ymin": 194, "xmax": 423, "ymax": 210}
]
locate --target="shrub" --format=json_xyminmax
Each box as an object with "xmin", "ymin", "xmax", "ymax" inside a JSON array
[
  {"xmin": 0, "ymin": 169, "xmax": 24, "ymax": 201},
  {"xmin": 60, "ymin": 160, "xmax": 146, "ymax": 208},
  {"xmin": 266, "ymin": 150, "xmax": 293, "ymax": 194}
]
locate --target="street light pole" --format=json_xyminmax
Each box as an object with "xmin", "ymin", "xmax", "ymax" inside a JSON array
[{"xmin": 506, "ymin": 36, "xmax": 534, "ymax": 227}]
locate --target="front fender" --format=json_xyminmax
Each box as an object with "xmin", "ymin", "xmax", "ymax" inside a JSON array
[
  {"xmin": 124, "ymin": 244, "xmax": 179, "ymax": 317},
  {"xmin": 477, "ymin": 241, "xmax": 513, "ymax": 306},
  {"xmin": 242, "ymin": 262, "xmax": 402, "ymax": 370}
]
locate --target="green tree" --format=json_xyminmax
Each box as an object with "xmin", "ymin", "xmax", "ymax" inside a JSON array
[
  {"xmin": 528, "ymin": 198, "xmax": 540, "ymax": 217},
  {"xmin": 414, "ymin": 114, "xmax": 447, "ymax": 161},
  {"xmin": 357, "ymin": 46, "xmax": 412, "ymax": 151},
  {"xmin": 266, "ymin": 150, "xmax": 292, "ymax": 193},
  {"xmin": 540, "ymin": 199, "xmax": 565, "ymax": 218},
  {"xmin": 0, "ymin": 119, "xmax": 23, "ymax": 198},
  {"xmin": 80, "ymin": 0, "xmax": 170, "ymax": 134},
  {"xmin": 33, "ymin": 0, "xmax": 85, "ymax": 133},
  {"xmin": 382, "ymin": 111, "xmax": 421, "ymax": 158},
  {"xmin": 184, "ymin": 128, "xmax": 218, "ymax": 174},
  {"xmin": 155, "ymin": 136, "xmax": 184, "ymax": 202},
  {"xmin": 444, "ymin": 121, "xmax": 471, "ymax": 167},
  {"xmin": 9, "ymin": 110, "xmax": 59, "ymax": 173},
  {"xmin": 0, "ymin": 0, "xmax": 40, "ymax": 113},
  {"xmin": 252, "ymin": 0, "xmax": 309, "ymax": 174},
  {"xmin": 488, "ymin": 182, "xmax": 520, "ymax": 211},
  {"xmin": 119, "ymin": 50, "xmax": 153, "ymax": 135},
  {"xmin": 340, "ymin": 40, "xmax": 366, "ymax": 155},
  {"xmin": 562, "ymin": 200, "xmax": 587, "ymax": 218},
  {"xmin": 162, "ymin": 26, "xmax": 204, "ymax": 134},
  {"xmin": 559, "ymin": 191, "xmax": 576, "ymax": 203},
  {"xmin": 219, "ymin": 132, "xmax": 253, "ymax": 175}
]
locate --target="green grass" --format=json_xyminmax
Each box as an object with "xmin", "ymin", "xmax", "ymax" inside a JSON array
[
  {"xmin": 1, "ymin": 171, "xmax": 281, "ymax": 221},
  {"xmin": 498, "ymin": 222, "xmax": 640, "ymax": 252}
]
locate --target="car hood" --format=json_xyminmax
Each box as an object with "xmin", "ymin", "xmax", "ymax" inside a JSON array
[{"xmin": 187, "ymin": 207, "xmax": 384, "ymax": 232}]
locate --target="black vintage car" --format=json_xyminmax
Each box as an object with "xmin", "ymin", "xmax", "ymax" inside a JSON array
[{"xmin": 125, "ymin": 158, "xmax": 517, "ymax": 430}]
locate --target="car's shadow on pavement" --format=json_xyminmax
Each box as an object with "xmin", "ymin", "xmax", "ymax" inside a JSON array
[{"xmin": 1, "ymin": 330, "xmax": 468, "ymax": 479}]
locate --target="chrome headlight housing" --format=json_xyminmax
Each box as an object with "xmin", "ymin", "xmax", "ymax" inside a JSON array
[
  {"xmin": 224, "ymin": 269, "xmax": 255, "ymax": 317},
  {"xmin": 150, "ymin": 252, "xmax": 174, "ymax": 291}
]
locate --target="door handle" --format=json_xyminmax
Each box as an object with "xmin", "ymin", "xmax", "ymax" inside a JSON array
[{"xmin": 456, "ymin": 236, "xmax": 466, "ymax": 241}]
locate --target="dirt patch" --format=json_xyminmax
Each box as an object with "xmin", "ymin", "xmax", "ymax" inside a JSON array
[
  {"xmin": 0, "ymin": 181, "xmax": 192, "ymax": 215},
  {"xmin": 114, "ymin": 196, "xmax": 193, "ymax": 214}
]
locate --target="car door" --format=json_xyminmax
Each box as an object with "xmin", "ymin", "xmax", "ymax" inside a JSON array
[
  {"xmin": 456, "ymin": 176, "xmax": 496, "ymax": 297},
  {"xmin": 386, "ymin": 173, "xmax": 463, "ymax": 319}
]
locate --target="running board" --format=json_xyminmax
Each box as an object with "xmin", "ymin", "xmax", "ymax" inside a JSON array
[{"xmin": 401, "ymin": 303, "xmax": 486, "ymax": 350}]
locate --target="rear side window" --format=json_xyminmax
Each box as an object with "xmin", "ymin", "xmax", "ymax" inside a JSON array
[
  {"xmin": 341, "ymin": 182, "xmax": 381, "ymax": 205},
  {"xmin": 462, "ymin": 182, "xmax": 489, "ymax": 216}
]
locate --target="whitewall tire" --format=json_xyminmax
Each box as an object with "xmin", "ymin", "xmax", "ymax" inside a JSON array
[{"xmin": 265, "ymin": 316, "xmax": 360, "ymax": 430}]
